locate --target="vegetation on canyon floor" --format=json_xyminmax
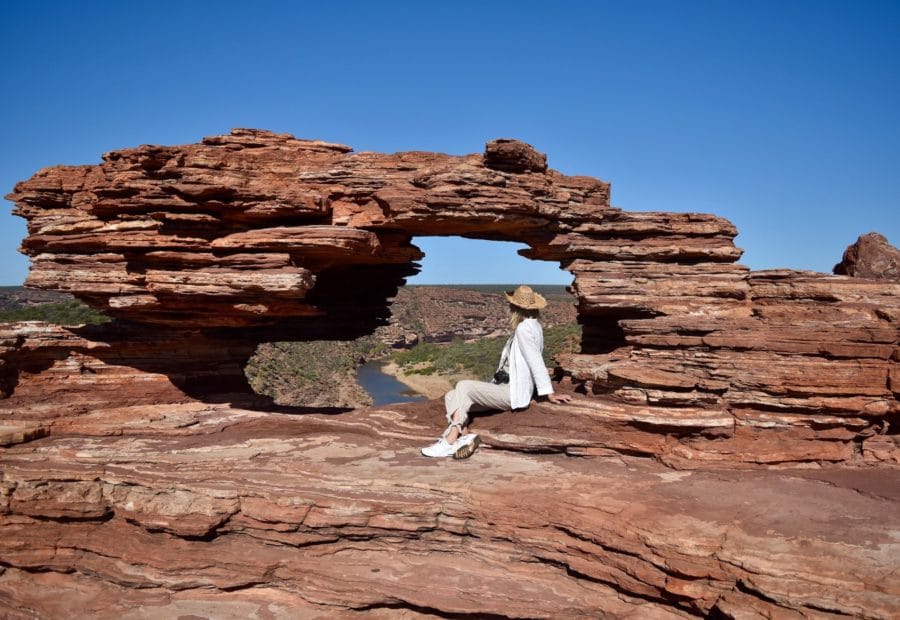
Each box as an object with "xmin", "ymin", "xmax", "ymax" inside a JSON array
[
  {"xmin": 243, "ymin": 285, "xmax": 580, "ymax": 407},
  {"xmin": 245, "ymin": 337, "xmax": 384, "ymax": 408},
  {"xmin": 0, "ymin": 299, "xmax": 110, "ymax": 326},
  {"xmin": 391, "ymin": 323, "xmax": 582, "ymax": 380},
  {"xmin": 244, "ymin": 323, "xmax": 582, "ymax": 408}
]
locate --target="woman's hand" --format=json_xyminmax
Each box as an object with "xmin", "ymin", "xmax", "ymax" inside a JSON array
[{"xmin": 546, "ymin": 393, "xmax": 572, "ymax": 404}]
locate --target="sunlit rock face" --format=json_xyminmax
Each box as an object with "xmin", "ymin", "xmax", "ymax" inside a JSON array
[
  {"xmin": 6, "ymin": 128, "xmax": 897, "ymax": 465},
  {"xmin": 7, "ymin": 129, "xmax": 743, "ymax": 331},
  {"xmin": 2, "ymin": 129, "xmax": 900, "ymax": 618},
  {"xmin": 2, "ymin": 401, "xmax": 898, "ymax": 619}
]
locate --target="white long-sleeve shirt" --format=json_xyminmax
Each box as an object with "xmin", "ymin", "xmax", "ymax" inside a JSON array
[{"xmin": 496, "ymin": 318, "xmax": 553, "ymax": 409}]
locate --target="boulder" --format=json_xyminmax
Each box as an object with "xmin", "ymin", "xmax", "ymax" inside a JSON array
[{"xmin": 834, "ymin": 232, "xmax": 900, "ymax": 280}]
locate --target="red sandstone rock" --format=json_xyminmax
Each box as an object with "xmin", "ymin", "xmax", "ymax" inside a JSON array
[
  {"xmin": 834, "ymin": 232, "xmax": 900, "ymax": 279},
  {"xmin": 2, "ymin": 130, "xmax": 900, "ymax": 616},
  {"xmin": 0, "ymin": 322, "xmax": 262, "ymax": 423},
  {"xmin": 4, "ymin": 129, "xmax": 898, "ymax": 462},
  {"xmin": 9, "ymin": 130, "xmax": 613, "ymax": 330},
  {"xmin": 0, "ymin": 403, "xmax": 897, "ymax": 618},
  {"xmin": 483, "ymin": 138, "xmax": 548, "ymax": 173}
]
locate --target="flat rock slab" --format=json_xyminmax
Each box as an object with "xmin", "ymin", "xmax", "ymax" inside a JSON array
[
  {"xmin": 1, "ymin": 403, "xmax": 897, "ymax": 618},
  {"xmin": 0, "ymin": 423, "xmax": 48, "ymax": 447}
]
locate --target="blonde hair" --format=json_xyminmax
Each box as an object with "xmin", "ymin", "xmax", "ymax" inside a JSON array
[{"xmin": 508, "ymin": 304, "xmax": 540, "ymax": 331}]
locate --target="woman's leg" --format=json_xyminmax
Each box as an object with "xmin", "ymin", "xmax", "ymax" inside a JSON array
[
  {"xmin": 443, "ymin": 386, "xmax": 467, "ymax": 443},
  {"xmin": 443, "ymin": 380, "xmax": 510, "ymax": 442},
  {"xmin": 424, "ymin": 381, "xmax": 509, "ymax": 458},
  {"xmin": 444, "ymin": 409, "xmax": 468, "ymax": 443}
]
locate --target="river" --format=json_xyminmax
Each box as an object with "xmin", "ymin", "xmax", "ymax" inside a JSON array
[{"xmin": 356, "ymin": 360, "xmax": 427, "ymax": 406}]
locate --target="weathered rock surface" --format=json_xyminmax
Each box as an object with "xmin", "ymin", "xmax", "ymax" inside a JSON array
[
  {"xmin": 1, "ymin": 402, "xmax": 898, "ymax": 619},
  {"xmin": 2, "ymin": 130, "xmax": 899, "ymax": 616},
  {"xmin": 8, "ymin": 128, "xmax": 894, "ymax": 465},
  {"xmin": 7, "ymin": 130, "xmax": 612, "ymax": 330},
  {"xmin": 0, "ymin": 321, "xmax": 260, "ymax": 416},
  {"xmin": 834, "ymin": 232, "xmax": 900, "ymax": 279}
]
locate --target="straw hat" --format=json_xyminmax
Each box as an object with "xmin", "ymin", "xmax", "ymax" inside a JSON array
[{"xmin": 505, "ymin": 285, "xmax": 547, "ymax": 310}]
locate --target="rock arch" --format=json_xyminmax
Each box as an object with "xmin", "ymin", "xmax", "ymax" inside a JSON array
[
  {"xmin": 5, "ymin": 128, "xmax": 898, "ymax": 465},
  {"xmin": 9, "ymin": 129, "xmax": 740, "ymax": 330}
]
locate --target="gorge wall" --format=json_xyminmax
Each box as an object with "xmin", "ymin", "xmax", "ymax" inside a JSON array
[{"xmin": 1, "ymin": 130, "xmax": 898, "ymax": 618}]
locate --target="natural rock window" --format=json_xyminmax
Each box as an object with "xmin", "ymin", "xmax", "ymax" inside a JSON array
[{"xmin": 4, "ymin": 128, "xmax": 897, "ymax": 465}]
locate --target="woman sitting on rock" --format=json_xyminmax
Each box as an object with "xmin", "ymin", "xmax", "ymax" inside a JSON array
[{"xmin": 421, "ymin": 285, "xmax": 572, "ymax": 459}]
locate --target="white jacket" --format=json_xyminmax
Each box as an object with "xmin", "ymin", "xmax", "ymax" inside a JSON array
[{"xmin": 497, "ymin": 318, "xmax": 554, "ymax": 409}]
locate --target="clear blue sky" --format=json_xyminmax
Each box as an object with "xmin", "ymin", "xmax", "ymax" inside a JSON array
[{"xmin": 2, "ymin": 0, "xmax": 897, "ymax": 286}]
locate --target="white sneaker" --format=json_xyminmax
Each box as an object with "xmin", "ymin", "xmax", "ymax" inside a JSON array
[
  {"xmin": 421, "ymin": 438, "xmax": 456, "ymax": 458},
  {"xmin": 453, "ymin": 434, "xmax": 480, "ymax": 460}
]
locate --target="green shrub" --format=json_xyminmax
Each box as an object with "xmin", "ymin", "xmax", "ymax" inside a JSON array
[{"xmin": 0, "ymin": 300, "xmax": 110, "ymax": 326}]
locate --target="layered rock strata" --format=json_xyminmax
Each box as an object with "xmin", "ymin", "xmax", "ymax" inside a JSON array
[
  {"xmin": 2, "ymin": 130, "xmax": 899, "ymax": 617},
  {"xmin": 1, "ymin": 402, "xmax": 898, "ymax": 619},
  {"xmin": 5, "ymin": 128, "xmax": 897, "ymax": 465},
  {"xmin": 562, "ymin": 269, "xmax": 899, "ymax": 465}
]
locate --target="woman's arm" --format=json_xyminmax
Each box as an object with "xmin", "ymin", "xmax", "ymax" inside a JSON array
[
  {"xmin": 515, "ymin": 321, "xmax": 553, "ymax": 397},
  {"xmin": 515, "ymin": 321, "xmax": 572, "ymax": 404}
]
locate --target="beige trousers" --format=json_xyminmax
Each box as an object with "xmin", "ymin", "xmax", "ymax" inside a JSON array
[{"xmin": 444, "ymin": 380, "xmax": 512, "ymax": 425}]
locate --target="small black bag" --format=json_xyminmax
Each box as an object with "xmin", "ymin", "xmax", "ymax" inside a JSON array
[{"xmin": 493, "ymin": 335, "xmax": 513, "ymax": 384}]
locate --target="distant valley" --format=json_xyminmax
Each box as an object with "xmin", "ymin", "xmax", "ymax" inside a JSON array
[{"xmin": 0, "ymin": 285, "xmax": 580, "ymax": 408}]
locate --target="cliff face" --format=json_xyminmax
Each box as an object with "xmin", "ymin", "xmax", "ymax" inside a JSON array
[{"xmin": 1, "ymin": 130, "xmax": 899, "ymax": 618}]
